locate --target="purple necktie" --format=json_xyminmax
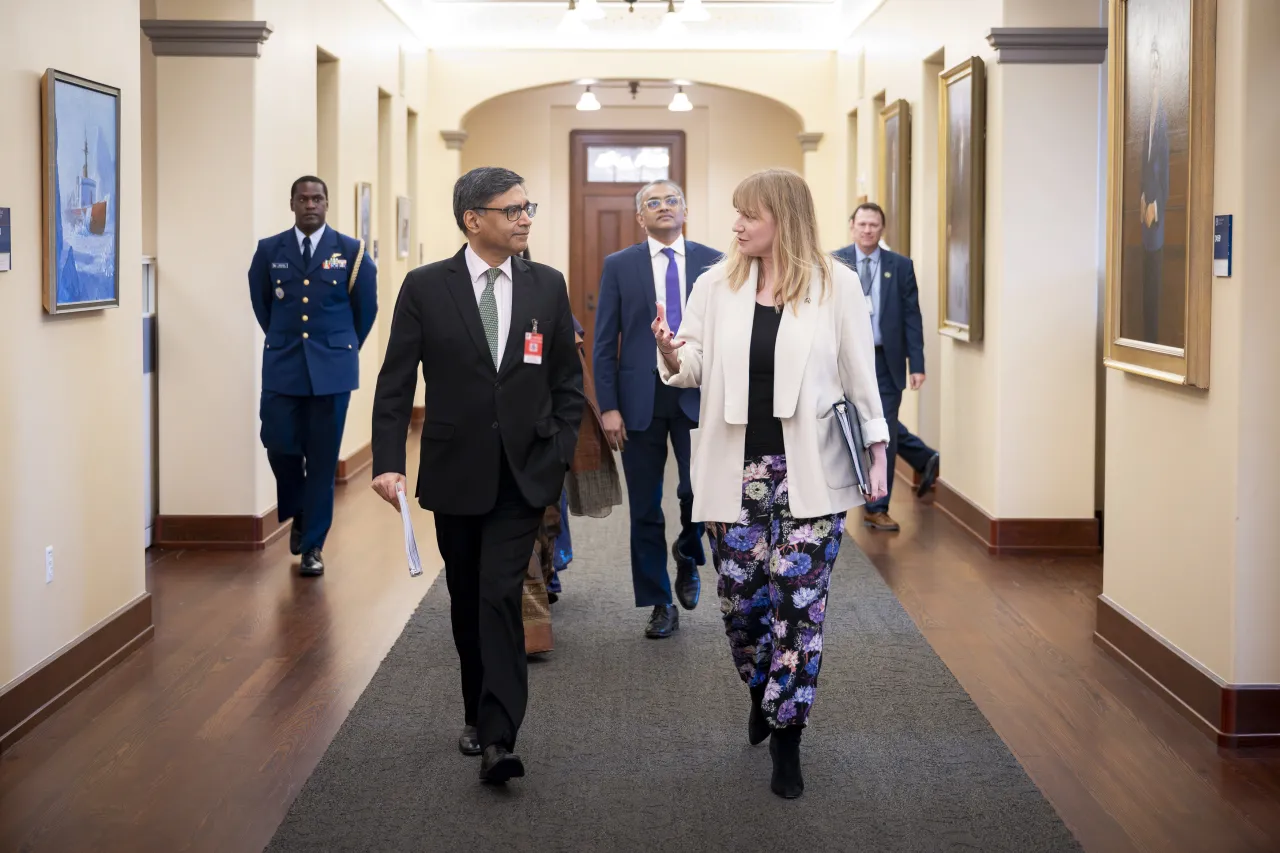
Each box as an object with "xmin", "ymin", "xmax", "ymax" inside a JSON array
[{"xmin": 661, "ymin": 247, "xmax": 682, "ymax": 333}]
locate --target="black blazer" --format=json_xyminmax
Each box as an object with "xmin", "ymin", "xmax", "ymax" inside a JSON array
[{"xmin": 372, "ymin": 246, "xmax": 585, "ymax": 515}]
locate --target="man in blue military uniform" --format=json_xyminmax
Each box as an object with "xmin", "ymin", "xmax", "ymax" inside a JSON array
[{"xmin": 249, "ymin": 176, "xmax": 377, "ymax": 575}]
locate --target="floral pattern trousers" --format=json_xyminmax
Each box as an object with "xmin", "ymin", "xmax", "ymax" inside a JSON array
[{"xmin": 706, "ymin": 455, "xmax": 846, "ymax": 729}]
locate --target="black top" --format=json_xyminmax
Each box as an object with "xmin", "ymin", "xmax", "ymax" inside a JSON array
[{"xmin": 744, "ymin": 302, "xmax": 786, "ymax": 458}]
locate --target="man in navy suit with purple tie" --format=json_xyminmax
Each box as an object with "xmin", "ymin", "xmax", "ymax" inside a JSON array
[{"xmin": 593, "ymin": 180, "xmax": 720, "ymax": 639}]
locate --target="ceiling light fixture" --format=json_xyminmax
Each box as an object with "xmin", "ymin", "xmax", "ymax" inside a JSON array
[
  {"xmin": 668, "ymin": 86, "xmax": 692, "ymax": 112},
  {"xmin": 677, "ymin": 0, "xmax": 710, "ymax": 22},
  {"xmin": 577, "ymin": 0, "xmax": 607, "ymax": 21},
  {"xmin": 576, "ymin": 86, "xmax": 602, "ymax": 111}
]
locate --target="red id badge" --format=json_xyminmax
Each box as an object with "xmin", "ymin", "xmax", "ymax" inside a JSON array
[{"xmin": 524, "ymin": 332, "xmax": 543, "ymax": 364}]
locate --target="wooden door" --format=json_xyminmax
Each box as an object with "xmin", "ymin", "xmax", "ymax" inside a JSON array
[{"xmin": 569, "ymin": 130, "xmax": 686, "ymax": 370}]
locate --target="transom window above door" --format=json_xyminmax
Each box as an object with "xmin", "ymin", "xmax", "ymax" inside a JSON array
[{"xmin": 587, "ymin": 146, "xmax": 671, "ymax": 183}]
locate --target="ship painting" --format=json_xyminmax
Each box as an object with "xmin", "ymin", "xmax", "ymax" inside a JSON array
[
  {"xmin": 42, "ymin": 69, "xmax": 121, "ymax": 313},
  {"xmin": 66, "ymin": 134, "xmax": 109, "ymax": 236}
]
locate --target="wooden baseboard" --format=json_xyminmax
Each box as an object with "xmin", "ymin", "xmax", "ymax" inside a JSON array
[
  {"xmin": 336, "ymin": 442, "xmax": 372, "ymax": 484},
  {"xmin": 1095, "ymin": 596, "xmax": 1280, "ymax": 748},
  {"xmin": 154, "ymin": 505, "xmax": 288, "ymax": 551},
  {"xmin": 934, "ymin": 479, "xmax": 1100, "ymax": 555},
  {"xmin": 0, "ymin": 594, "xmax": 154, "ymax": 754},
  {"xmin": 411, "ymin": 405, "xmax": 425, "ymax": 426}
]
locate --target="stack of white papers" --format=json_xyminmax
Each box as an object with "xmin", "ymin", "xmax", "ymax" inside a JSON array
[{"xmin": 396, "ymin": 484, "xmax": 423, "ymax": 577}]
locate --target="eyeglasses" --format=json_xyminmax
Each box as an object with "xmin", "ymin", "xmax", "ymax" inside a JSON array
[
  {"xmin": 474, "ymin": 202, "xmax": 538, "ymax": 221},
  {"xmin": 643, "ymin": 196, "xmax": 683, "ymax": 211}
]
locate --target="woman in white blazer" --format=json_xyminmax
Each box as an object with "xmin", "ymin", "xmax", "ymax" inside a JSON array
[{"xmin": 652, "ymin": 169, "xmax": 889, "ymax": 799}]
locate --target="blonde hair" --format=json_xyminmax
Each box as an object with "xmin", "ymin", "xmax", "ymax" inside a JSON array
[{"xmin": 725, "ymin": 169, "xmax": 832, "ymax": 312}]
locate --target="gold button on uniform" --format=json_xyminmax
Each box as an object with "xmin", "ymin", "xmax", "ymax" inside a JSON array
[
  {"xmin": 347, "ymin": 345, "xmax": 353, "ymax": 349},
  {"xmin": 302, "ymin": 315, "xmax": 309, "ymax": 322},
  {"xmin": 275, "ymin": 279, "xmax": 281, "ymax": 285},
  {"xmin": 302, "ymin": 297, "xmax": 309, "ymax": 304},
  {"xmin": 302, "ymin": 332, "xmax": 309, "ymax": 339},
  {"xmin": 303, "ymin": 279, "xmax": 310, "ymax": 286}
]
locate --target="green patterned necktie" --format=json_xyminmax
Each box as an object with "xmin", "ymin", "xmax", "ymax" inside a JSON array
[{"xmin": 480, "ymin": 267, "xmax": 501, "ymax": 368}]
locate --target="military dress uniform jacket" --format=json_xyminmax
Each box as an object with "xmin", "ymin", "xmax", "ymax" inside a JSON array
[{"xmin": 249, "ymin": 227, "xmax": 378, "ymax": 397}]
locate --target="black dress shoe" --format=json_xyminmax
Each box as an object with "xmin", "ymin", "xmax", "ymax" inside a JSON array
[
  {"xmin": 917, "ymin": 453, "xmax": 940, "ymax": 498},
  {"xmin": 769, "ymin": 726, "xmax": 804, "ymax": 799},
  {"xmin": 289, "ymin": 518, "xmax": 304, "ymax": 556},
  {"xmin": 458, "ymin": 725, "xmax": 481, "ymax": 756},
  {"xmin": 300, "ymin": 548, "xmax": 324, "ymax": 577},
  {"xmin": 479, "ymin": 745, "xmax": 525, "ymax": 784},
  {"xmin": 748, "ymin": 681, "xmax": 770, "ymax": 746},
  {"xmin": 672, "ymin": 543, "xmax": 701, "ymax": 611},
  {"xmin": 644, "ymin": 604, "xmax": 679, "ymax": 639}
]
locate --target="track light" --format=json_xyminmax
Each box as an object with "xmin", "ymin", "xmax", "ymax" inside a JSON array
[
  {"xmin": 668, "ymin": 86, "xmax": 692, "ymax": 112},
  {"xmin": 576, "ymin": 87, "xmax": 601, "ymax": 111}
]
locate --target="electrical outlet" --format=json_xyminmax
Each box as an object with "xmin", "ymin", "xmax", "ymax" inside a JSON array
[{"xmin": 45, "ymin": 546, "xmax": 53, "ymax": 584}]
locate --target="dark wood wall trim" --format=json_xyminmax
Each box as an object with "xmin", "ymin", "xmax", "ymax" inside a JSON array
[
  {"xmin": 154, "ymin": 506, "xmax": 288, "ymax": 551},
  {"xmin": 1095, "ymin": 596, "xmax": 1280, "ymax": 748},
  {"xmin": 0, "ymin": 594, "xmax": 153, "ymax": 754},
  {"xmin": 411, "ymin": 405, "xmax": 425, "ymax": 426},
  {"xmin": 336, "ymin": 443, "xmax": 373, "ymax": 484},
  {"xmin": 895, "ymin": 455, "xmax": 922, "ymax": 489},
  {"xmin": 935, "ymin": 478, "xmax": 1100, "ymax": 554}
]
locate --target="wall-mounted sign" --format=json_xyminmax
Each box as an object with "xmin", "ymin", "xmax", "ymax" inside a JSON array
[
  {"xmin": 0, "ymin": 208, "xmax": 10, "ymax": 272},
  {"xmin": 1213, "ymin": 214, "xmax": 1232, "ymax": 277}
]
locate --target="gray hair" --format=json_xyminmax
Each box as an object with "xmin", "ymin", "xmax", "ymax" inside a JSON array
[
  {"xmin": 453, "ymin": 167, "xmax": 525, "ymax": 232},
  {"xmin": 635, "ymin": 180, "xmax": 685, "ymax": 213}
]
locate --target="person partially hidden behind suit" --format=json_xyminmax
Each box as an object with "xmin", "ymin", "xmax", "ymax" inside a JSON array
[
  {"xmin": 370, "ymin": 167, "xmax": 584, "ymax": 785},
  {"xmin": 833, "ymin": 203, "xmax": 926, "ymax": 532},
  {"xmin": 655, "ymin": 169, "xmax": 889, "ymax": 798},
  {"xmin": 249, "ymin": 175, "xmax": 377, "ymax": 576},
  {"xmin": 592, "ymin": 180, "xmax": 721, "ymax": 639}
]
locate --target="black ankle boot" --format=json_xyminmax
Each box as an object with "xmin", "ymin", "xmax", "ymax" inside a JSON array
[
  {"xmin": 748, "ymin": 681, "xmax": 770, "ymax": 746},
  {"xmin": 769, "ymin": 726, "xmax": 804, "ymax": 799}
]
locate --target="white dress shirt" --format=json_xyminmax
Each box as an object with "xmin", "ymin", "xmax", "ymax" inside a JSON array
[
  {"xmin": 651, "ymin": 234, "xmax": 687, "ymax": 369},
  {"xmin": 853, "ymin": 245, "xmax": 883, "ymax": 347},
  {"xmin": 464, "ymin": 244, "xmax": 513, "ymax": 365},
  {"xmin": 295, "ymin": 224, "xmax": 327, "ymax": 258}
]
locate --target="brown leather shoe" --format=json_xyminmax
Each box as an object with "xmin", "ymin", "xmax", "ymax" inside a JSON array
[{"xmin": 864, "ymin": 512, "xmax": 901, "ymax": 532}]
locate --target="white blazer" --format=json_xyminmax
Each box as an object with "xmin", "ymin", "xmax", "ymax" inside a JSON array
[{"xmin": 659, "ymin": 258, "xmax": 889, "ymax": 523}]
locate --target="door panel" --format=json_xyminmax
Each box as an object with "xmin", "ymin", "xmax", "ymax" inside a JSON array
[{"xmin": 570, "ymin": 130, "xmax": 686, "ymax": 378}]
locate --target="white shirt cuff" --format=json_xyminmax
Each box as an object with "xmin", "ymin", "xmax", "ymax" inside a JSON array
[{"xmin": 862, "ymin": 417, "xmax": 890, "ymax": 447}]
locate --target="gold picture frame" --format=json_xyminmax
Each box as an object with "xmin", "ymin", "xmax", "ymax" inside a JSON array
[
  {"xmin": 938, "ymin": 57, "xmax": 986, "ymax": 343},
  {"xmin": 1104, "ymin": 0, "xmax": 1217, "ymax": 388},
  {"xmin": 878, "ymin": 99, "xmax": 911, "ymax": 256}
]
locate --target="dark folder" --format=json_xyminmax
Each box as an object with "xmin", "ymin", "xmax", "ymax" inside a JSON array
[{"xmin": 832, "ymin": 399, "xmax": 872, "ymax": 496}]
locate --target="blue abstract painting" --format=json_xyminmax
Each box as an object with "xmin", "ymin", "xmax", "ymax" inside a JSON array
[{"xmin": 46, "ymin": 72, "xmax": 119, "ymax": 311}]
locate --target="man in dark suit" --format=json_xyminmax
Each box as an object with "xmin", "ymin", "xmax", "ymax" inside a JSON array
[
  {"xmin": 834, "ymin": 202, "xmax": 926, "ymax": 532},
  {"xmin": 249, "ymin": 175, "xmax": 377, "ymax": 576},
  {"xmin": 370, "ymin": 167, "xmax": 583, "ymax": 785},
  {"xmin": 1140, "ymin": 42, "xmax": 1169, "ymax": 343},
  {"xmin": 592, "ymin": 180, "xmax": 720, "ymax": 639}
]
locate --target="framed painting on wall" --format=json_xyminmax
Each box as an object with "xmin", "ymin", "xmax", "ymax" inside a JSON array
[
  {"xmin": 878, "ymin": 98, "xmax": 911, "ymax": 256},
  {"xmin": 396, "ymin": 196, "xmax": 410, "ymax": 259},
  {"xmin": 41, "ymin": 69, "xmax": 121, "ymax": 314},
  {"xmin": 1104, "ymin": 0, "xmax": 1217, "ymax": 388},
  {"xmin": 356, "ymin": 182, "xmax": 372, "ymax": 247},
  {"xmin": 938, "ymin": 57, "xmax": 986, "ymax": 343}
]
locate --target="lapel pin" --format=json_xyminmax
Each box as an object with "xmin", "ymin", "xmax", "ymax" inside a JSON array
[
  {"xmin": 884, "ymin": 271, "xmax": 892, "ymax": 278},
  {"xmin": 274, "ymin": 287, "xmax": 284, "ymax": 299}
]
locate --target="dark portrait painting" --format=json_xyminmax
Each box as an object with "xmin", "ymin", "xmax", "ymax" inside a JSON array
[
  {"xmin": 939, "ymin": 57, "xmax": 985, "ymax": 342},
  {"xmin": 879, "ymin": 99, "xmax": 911, "ymax": 256},
  {"xmin": 1119, "ymin": 0, "xmax": 1191, "ymax": 348}
]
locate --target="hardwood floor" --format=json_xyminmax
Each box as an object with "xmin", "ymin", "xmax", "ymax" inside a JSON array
[{"xmin": 2, "ymin": 453, "xmax": 1279, "ymax": 852}]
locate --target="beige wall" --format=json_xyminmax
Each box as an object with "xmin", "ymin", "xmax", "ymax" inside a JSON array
[
  {"xmin": 460, "ymin": 83, "xmax": 803, "ymax": 283},
  {"xmin": 145, "ymin": 0, "xmax": 428, "ymax": 520},
  {"xmin": 1103, "ymin": 0, "xmax": 1280, "ymax": 685},
  {"xmin": 0, "ymin": 0, "xmax": 146, "ymax": 688},
  {"xmin": 840, "ymin": 0, "xmax": 1103, "ymax": 520}
]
